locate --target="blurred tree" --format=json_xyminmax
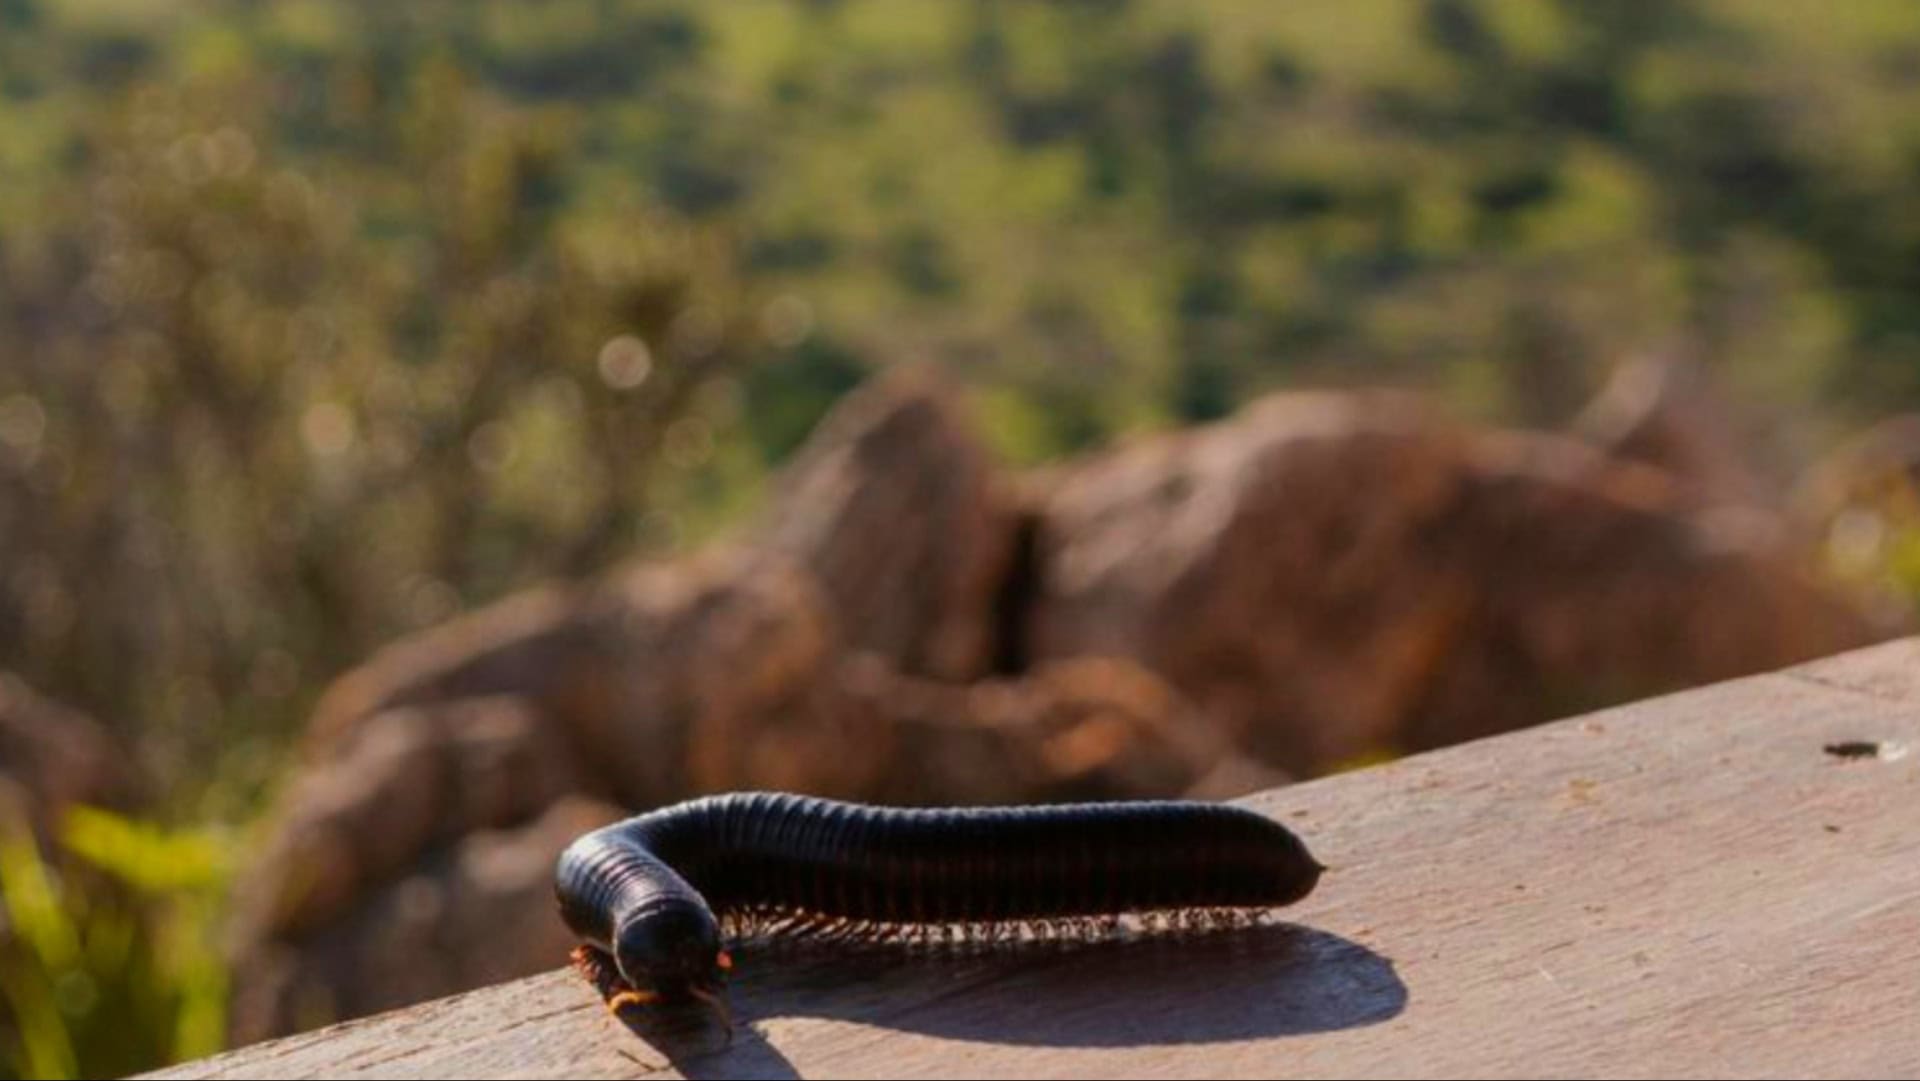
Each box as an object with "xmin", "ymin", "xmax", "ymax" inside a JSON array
[{"xmin": 0, "ymin": 71, "xmax": 760, "ymax": 808}]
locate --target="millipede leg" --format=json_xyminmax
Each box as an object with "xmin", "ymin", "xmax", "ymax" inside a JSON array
[{"xmin": 571, "ymin": 945, "xmax": 654, "ymax": 1014}]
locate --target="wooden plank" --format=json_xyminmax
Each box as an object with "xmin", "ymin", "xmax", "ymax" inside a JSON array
[{"xmin": 150, "ymin": 638, "xmax": 1920, "ymax": 1080}]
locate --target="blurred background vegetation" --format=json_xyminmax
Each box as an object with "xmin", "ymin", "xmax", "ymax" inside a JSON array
[{"xmin": 8, "ymin": 0, "xmax": 1920, "ymax": 1075}]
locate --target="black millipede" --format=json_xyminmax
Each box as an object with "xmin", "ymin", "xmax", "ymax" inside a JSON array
[{"xmin": 553, "ymin": 791, "xmax": 1324, "ymax": 1025}]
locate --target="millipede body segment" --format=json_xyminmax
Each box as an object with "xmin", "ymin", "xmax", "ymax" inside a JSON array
[{"xmin": 553, "ymin": 791, "xmax": 1324, "ymax": 1012}]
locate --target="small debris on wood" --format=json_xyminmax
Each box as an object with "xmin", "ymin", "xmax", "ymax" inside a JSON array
[{"xmin": 1822, "ymin": 740, "xmax": 1909, "ymax": 762}]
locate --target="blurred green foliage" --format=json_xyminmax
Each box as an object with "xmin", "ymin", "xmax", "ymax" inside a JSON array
[
  {"xmin": 9, "ymin": 0, "xmax": 1920, "ymax": 1073},
  {"xmin": 0, "ymin": 806, "xmax": 231, "ymax": 1079}
]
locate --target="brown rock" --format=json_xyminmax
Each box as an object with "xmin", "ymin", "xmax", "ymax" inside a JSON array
[
  {"xmin": 228, "ymin": 797, "xmax": 624, "ymax": 1046},
  {"xmin": 834, "ymin": 654, "xmax": 1284, "ymax": 806},
  {"xmin": 1029, "ymin": 392, "xmax": 1471, "ymax": 773},
  {"xmin": 234, "ymin": 695, "xmax": 584, "ymax": 942},
  {"xmin": 1402, "ymin": 431, "xmax": 1879, "ymax": 752},
  {"xmin": 1573, "ymin": 353, "xmax": 1778, "ymax": 507},
  {"xmin": 302, "ymin": 547, "xmax": 842, "ymax": 808},
  {"xmin": 1030, "ymin": 391, "xmax": 1879, "ymax": 774},
  {"xmin": 762, "ymin": 365, "xmax": 1018, "ymax": 681}
]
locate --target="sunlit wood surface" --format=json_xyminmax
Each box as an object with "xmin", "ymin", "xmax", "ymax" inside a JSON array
[{"xmin": 149, "ymin": 637, "xmax": 1920, "ymax": 1080}]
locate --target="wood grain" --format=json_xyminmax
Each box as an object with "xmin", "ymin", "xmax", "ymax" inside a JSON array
[{"xmin": 149, "ymin": 637, "xmax": 1920, "ymax": 1080}]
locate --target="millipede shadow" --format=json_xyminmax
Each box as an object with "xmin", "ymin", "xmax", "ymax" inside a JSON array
[{"xmin": 616, "ymin": 924, "xmax": 1405, "ymax": 1080}]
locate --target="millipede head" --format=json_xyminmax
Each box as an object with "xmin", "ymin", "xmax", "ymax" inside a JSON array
[{"xmin": 612, "ymin": 898, "xmax": 729, "ymax": 1005}]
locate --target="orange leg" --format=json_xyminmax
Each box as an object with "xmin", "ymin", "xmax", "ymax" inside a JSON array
[{"xmin": 570, "ymin": 945, "xmax": 659, "ymax": 1014}]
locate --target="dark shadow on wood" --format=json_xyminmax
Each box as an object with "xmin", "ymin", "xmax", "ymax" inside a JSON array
[{"xmin": 618, "ymin": 924, "xmax": 1405, "ymax": 1080}]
